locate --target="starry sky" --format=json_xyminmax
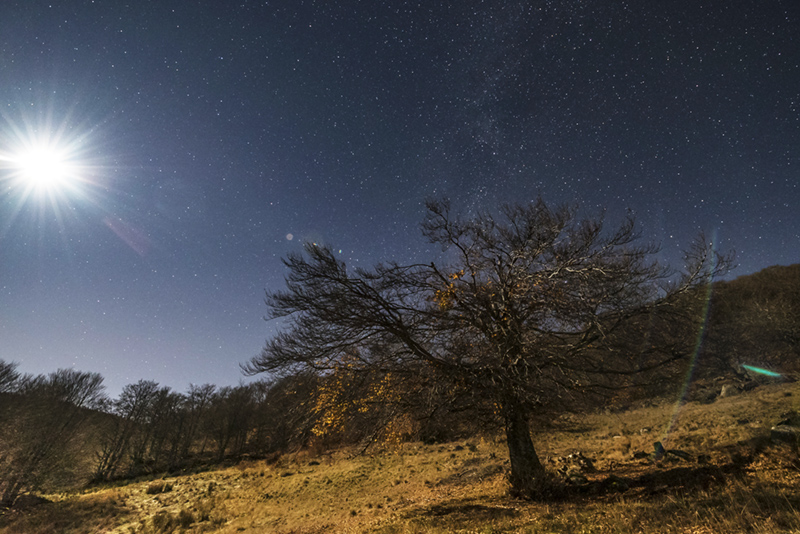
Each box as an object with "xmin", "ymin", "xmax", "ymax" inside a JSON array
[{"xmin": 1, "ymin": 0, "xmax": 798, "ymax": 397}]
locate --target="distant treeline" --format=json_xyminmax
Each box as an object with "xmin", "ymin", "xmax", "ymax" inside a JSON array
[
  {"xmin": 0, "ymin": 363, "xmax": 480, "ymax": 509},
  {"xmin": 0, "ymin": 367, "xmax": 315, "ymax": 508},
  {"xmin": 1, "ymin": 263, "xmax": 797, "ymax": 508}
]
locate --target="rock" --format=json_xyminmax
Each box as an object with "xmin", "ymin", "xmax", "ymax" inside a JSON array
[
  {"xmin": 652, "ymin": 441, "xmax": 692, "ymax": 462},
  {"xmin": 653, "ymin": 441, "xmax": 666, "ymax": 460},
  {"xmin": 553, "ymin": 451, "xmax": 595, "ymax": 475},
  {"xmin": 777, "ymin": 411, "xmax": 800, "ymax": 426},
  {"xmin": 720, "ymin": 384, "xmax": 740, "ymax": 398},
  {"xmin": 566, "ymin": 451, "xmax": 595, "ymax": 472},
  {"xmin": 770, "ymin": 425, "xmax": 800, "ymax": 444}
]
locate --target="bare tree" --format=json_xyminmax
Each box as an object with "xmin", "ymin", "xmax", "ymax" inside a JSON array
[
  {"xmin": 0, "ymin": 368, "xmax": 105, "ymax": 507},
  {"xmin": 175, "ymin": 383, "xmax": 216, "ymax": 462},
  {"xmin": 136, "ymin": 386, "xmax": 183, "ymax": 472},
  {"xmin": 204, "ymin": 384, "xmax": 256, "ymax": 461},
  {"xmin": 93, "ymin": 380, "xmax": 160, "ymax": 481},
  {"xmin": 0, "ymin": 360, "xmax": 20, "ymax": 393},
  {"xmin": 248, "ymin": 373, "xmax": 321, "ymax": 454},
  {"xmin": 244, "ymin": 199, "xmax": 730, "ymax": 497}
]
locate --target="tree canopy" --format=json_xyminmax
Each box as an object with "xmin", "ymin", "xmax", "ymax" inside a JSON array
[{"xmin": 245, "ymin": 198, "xmax": 731, "ymax": 497}]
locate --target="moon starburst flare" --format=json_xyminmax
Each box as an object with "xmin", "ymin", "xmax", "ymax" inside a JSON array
[
  {"xmin": 0, "ymin": 115, "xmax": 104, "ymax": 236},
  {"xmin": 11, "ymin": 146, "xmax": 76, "ymax": 191},
  {"xmin": 1, "ymin": 132, "xmax": 87, "ymax": 195}
]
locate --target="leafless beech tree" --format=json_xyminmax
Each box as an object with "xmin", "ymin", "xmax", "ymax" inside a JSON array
[
  {"xmin": 0, "ymin": 367, "xmax": 105, "ymax": 508},
  {"xmin": 0, "ymin": 360, "xmax": 20, "ymax": 393},
  {"xmin": 204, "ymin": 384, "xmax": 257, "ymax": 461},
  {"xmin": 93, "ymin": 380, "xmax": 160, "ymax": 481},
  {"xmin": 177, "ymin": 383, "xmax": 216, "ymax": 460},
  {"xmin": 244, "ymin": 199, "xmax": 731, "ymax": 498}
]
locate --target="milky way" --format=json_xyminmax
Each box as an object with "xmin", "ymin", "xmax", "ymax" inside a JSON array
[{"xmin": 1, "ymin": 0, "xmax": 797, "ymax": 395}]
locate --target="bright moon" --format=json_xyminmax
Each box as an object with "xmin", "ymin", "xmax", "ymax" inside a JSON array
[
  {"xmin": 1, "ymin": 119, "xmax": 99, "ymax": 229},
  {"xmin": 13, "ymin": 147, "xmax": 75, "ymax": 191},
  {"xmin": 0, "ymin": 110, "xmax": 106, "ymax": 232}
]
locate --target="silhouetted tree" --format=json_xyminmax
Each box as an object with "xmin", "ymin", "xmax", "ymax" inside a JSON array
[
  {"xmin": 0, "ymin": 360, "xmax": 20, "ymax": 393},
  {"xmin": 245, "ymin": 199, "xmax": 731, "ymax": 498},
  {"xmin": 248, "ymin": 373, "xmax": 321, "ymax": 454},
  {"xmin": 137, "ymin": 386, "xmax": 183, "ymax": 472},
  {"xmin": 204, "ymin": 384, "xmax": 256, "ymax": 461},
  {"xmin": 170, "ymin": 383, "xmax": 216, "ymax": 465},
  {"xmin": 93, "ymin": 380, "xmax": 160, "ymax": 481},
  {"xmin": 0, "ymin": 368, "xmax": 105, "ymax": 507}
]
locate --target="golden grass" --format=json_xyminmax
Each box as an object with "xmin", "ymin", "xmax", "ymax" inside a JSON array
[{"xmin": 1, "ymin": 382, "xmax": 799, "ymax": 533}]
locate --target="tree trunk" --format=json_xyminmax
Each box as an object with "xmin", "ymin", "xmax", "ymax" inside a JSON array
[{"xmin": 502, "ymin": 396, "xmax": 546, "ymax": 498}]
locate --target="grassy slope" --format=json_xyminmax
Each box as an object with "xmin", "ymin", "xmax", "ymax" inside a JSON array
[{"xmin": 2, "ymin": 382, "xmax": 799, "ymax": 534}]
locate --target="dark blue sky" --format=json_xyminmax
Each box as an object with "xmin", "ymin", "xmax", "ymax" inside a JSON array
[{"xmin": 1, "ymin": 0, "xmax": 798, "ymax": 396}]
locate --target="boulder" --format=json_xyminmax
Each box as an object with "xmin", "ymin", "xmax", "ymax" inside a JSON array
[
  {"xmin": 552, "ymin": 451, "xmax": 596, "ymax": 476},
  {"xmin": 770, "ymin": 425, "xmax": 800, "ymax": 444}
]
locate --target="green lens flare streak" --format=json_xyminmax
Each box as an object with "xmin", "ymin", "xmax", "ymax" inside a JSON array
[
  {"xmin": 741, "ymin": 364, "xmax": 782, "ymax": 378},
  {"xmin": 659, "ymin": 233, "xmax": 718, "ymax": 449}
]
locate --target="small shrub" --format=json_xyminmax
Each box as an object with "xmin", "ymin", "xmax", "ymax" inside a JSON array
[
  {"xmin": 177, "ymin": 508, "xmax": 194, "ymax": 528},
  {"xmin": 151, "ymin": 511, "xmax": 173, "ymax": 532}
]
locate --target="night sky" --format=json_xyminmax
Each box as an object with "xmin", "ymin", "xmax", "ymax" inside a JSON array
[{"xmin": 1, "ymin": 0, "xmax": 798, "ymax": 397}]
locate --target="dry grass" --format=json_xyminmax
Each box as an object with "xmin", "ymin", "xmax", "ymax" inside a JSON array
[{"xmin": 2, "ymin": 382, "xmax": 799, "ymax": 533}]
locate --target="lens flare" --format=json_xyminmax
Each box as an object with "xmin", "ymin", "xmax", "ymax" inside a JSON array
[
  {"xmin": 741, "ymin": 364, "xmax": 782, "ymax": 378},
  {"xmin": 12, "ymin": 146, "xmax": 76, "ymax": 191},
  {"xmin": 657, "ymin": 231, "xmax": 720, "ymax": 449},
  {"xmin": 1, "ymin": 108, "xmax": 104, "ymax": 237}
]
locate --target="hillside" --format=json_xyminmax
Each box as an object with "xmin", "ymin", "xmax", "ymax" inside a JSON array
[
  {"xmin": 2, "ymin": 381, "xmax": 798, "ymax": 534},
  {"xmin": 692, "ymin": 263, "xmax": 800, "ymax": 384}
]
